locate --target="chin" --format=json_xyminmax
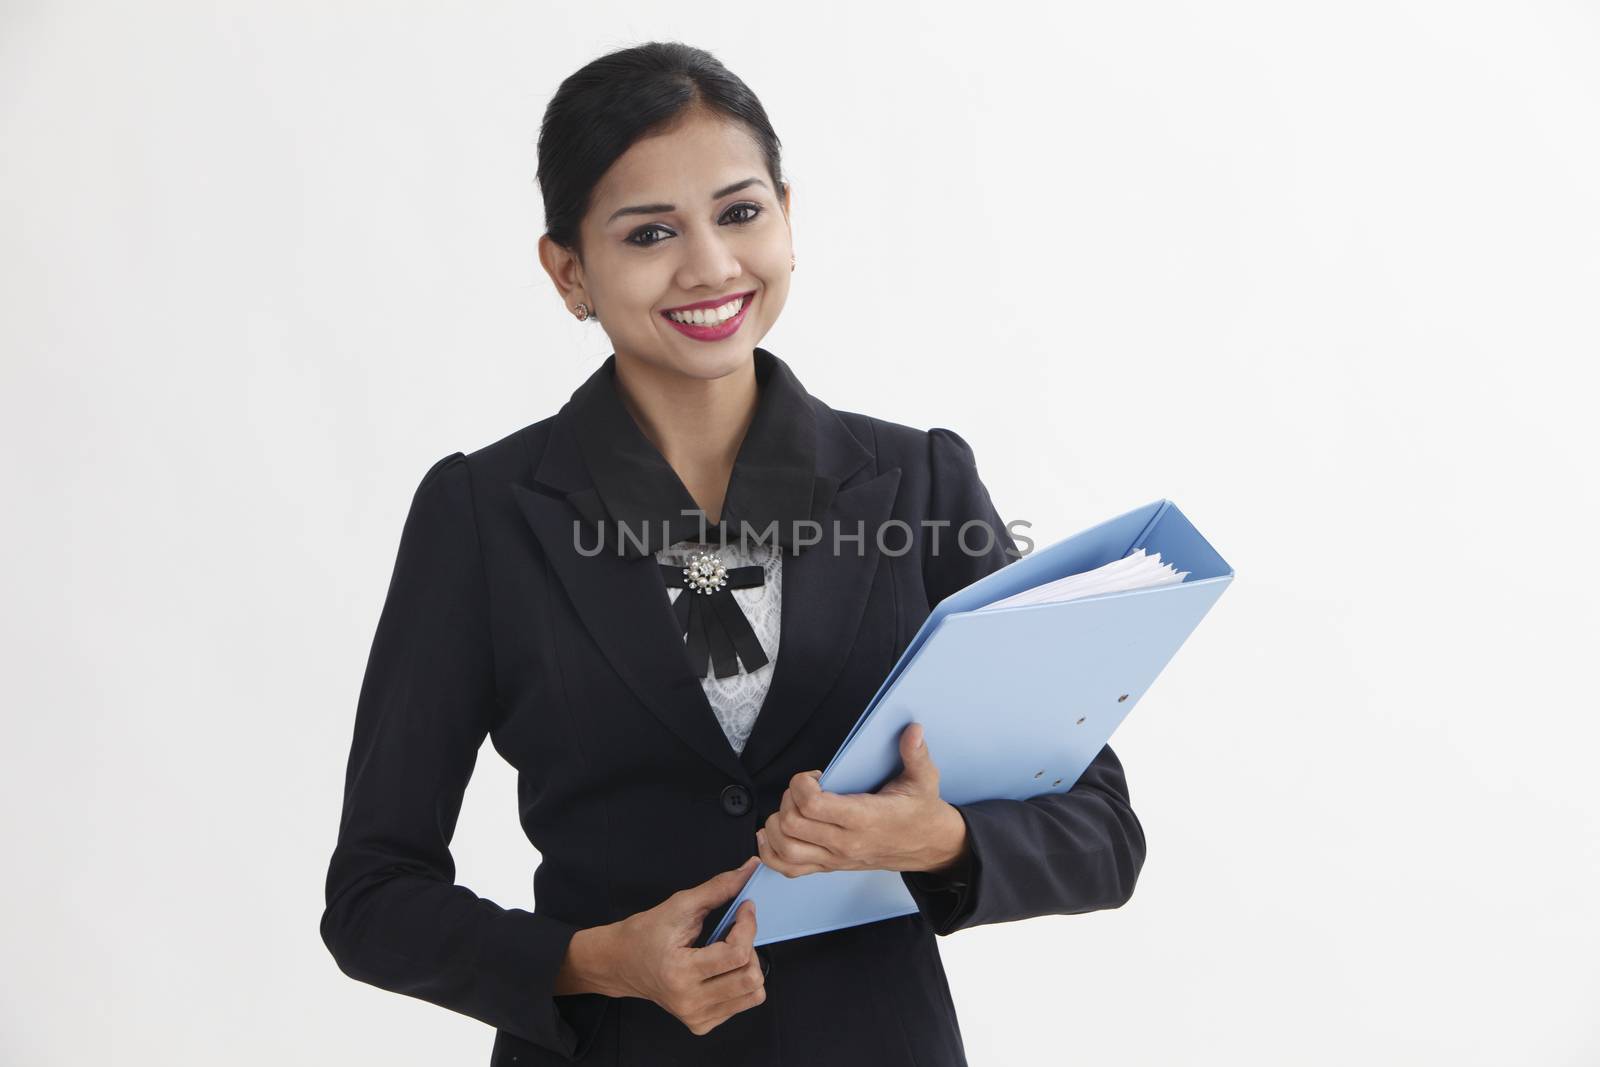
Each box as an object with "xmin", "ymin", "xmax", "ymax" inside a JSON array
[
  {"xmin": 679, "ymin": 346, "xmax": 759, "ymax": 380},
  {"xmin": 656, "ymin": 332, "xmax": 764, "ymax": 374},
  {"xmin": 622, "ymin": 343, "xmax": 747, "ymax": 383}
]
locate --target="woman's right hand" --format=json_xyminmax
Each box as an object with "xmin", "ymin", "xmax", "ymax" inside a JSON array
[{"xmin": 608, "ymin": 855, "xmax": 767, "ymax": 1036}]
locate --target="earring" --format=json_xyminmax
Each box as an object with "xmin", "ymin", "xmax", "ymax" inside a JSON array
[{"xmin": 574, "ymin": 303, "xmax": 591, "ymax": 321}]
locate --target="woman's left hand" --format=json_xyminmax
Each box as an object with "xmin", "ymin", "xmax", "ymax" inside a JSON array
[{"xmin": 756, "ymin": 722, "xmax": 969, "ymax": 877}]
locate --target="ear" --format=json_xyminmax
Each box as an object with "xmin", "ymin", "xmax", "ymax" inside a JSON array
[
  {"xmin": 537, "ymin": 232, "xmax": 587, "ymax": 307},
  {"xmin": 781, "ymin": 180, "xmax": 796, "ymax": 259}
]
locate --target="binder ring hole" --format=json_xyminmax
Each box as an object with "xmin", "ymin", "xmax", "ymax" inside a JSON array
[
  {"xmin": 1118, "ymin": 693, "xmax": 1129, "ymax": 702},
  {"xmin": 1053, "ymin": 779, "xmax": 1062, "ymax": 786},
  {"xmin": 1034, "ymin": 770, "xmax": 1044, "ymax": 778},
  {"xmin": 1076, "ymin": 716, "xmax": 1086, "ymax": 725}
]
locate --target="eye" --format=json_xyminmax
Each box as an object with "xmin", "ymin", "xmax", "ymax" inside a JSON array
[
  {"xmin": 721, "ymin": 202, "xmax": 762, "ymax": 225},
  {"xmin": 625, "ymin": 224, "xmax": 673, "ymax": 248}
]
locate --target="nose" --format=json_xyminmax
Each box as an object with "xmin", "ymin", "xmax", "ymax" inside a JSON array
[{"xmin": 676, "ymin": 227, "xmax": 742, "ymax": 294}]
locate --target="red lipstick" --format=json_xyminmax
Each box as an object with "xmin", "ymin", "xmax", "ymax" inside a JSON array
[{"xmin": 660, "ymin": 289, "xmax": 756, "ymax": 342}]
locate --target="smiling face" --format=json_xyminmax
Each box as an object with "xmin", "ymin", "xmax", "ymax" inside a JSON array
[{"xmin": 540, "ymin": 107, "xmax": 794, "ymax": 382}]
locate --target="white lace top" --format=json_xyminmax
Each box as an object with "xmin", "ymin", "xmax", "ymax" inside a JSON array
[{"xmin": 655, "ymin": 537, "xmax": 783, "ymax": 756}]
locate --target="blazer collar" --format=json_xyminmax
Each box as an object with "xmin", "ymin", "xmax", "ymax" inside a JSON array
[
  {"xmin": 555, "ymin": 346, "xmax": 840, "ymax": 559},
  {"xmin": 511, "ymin": 347, "xmax": 902, "ymax": 782}
]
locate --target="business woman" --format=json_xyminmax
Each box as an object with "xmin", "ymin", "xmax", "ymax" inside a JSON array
[{"xmin": 320, "ymin": 41, "xmax": 1146, "ymax": 1066}]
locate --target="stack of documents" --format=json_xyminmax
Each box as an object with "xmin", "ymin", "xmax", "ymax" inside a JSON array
[
  {"xmin": 978, "ymin": 548, "xmax": 1188, "ymax": 612},
  {"xmin": 704, "ymin": 498, "xmax": 1234, "ymax": 948}
]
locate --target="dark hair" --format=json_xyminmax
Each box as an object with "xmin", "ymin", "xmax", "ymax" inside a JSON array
[{"xmin": 537, "ymin": 41, "xmax": 787, "ymax": 263}]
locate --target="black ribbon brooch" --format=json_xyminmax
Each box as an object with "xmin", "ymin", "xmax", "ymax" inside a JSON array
[{"xmin": 659, "ymin": 548, "xmax": 769, "ymax": 679}]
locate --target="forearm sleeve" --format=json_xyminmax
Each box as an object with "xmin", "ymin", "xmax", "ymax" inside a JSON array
[{"xmin": 319, "ymin": 452, "xmax": 606, "ymax": 1060}]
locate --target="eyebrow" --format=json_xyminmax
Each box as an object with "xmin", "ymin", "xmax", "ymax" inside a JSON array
[{"xmin": 606, "ymin": 177, "xmax": 768, "ymax": 224}]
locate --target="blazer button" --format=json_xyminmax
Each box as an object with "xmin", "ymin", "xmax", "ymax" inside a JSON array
[{"xmin": 720, "ymin": 783, "xmax": 752, "ymax": 817}]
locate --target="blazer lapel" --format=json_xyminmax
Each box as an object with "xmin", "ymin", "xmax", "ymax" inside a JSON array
[
  {"xmin": 735, "ymin": 427, "xmax": 900, "ymax": 777},
  {"xmin": 511, "ymin": 383, "xmax": 902, "ymax": 784}
]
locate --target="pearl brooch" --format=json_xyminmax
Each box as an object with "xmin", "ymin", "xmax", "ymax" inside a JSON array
[{"xmin": 682, "ymin": 549, "xmax": 729, "ymax": 594}]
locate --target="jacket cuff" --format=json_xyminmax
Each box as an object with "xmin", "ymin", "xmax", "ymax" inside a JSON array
[
  {"xmin": 489, "ymin": 909, "xmax": 609, "ymax": 1060},
  {"xmin": 899, "ymin": 805, "xmax": 983, "ymax": 935}
]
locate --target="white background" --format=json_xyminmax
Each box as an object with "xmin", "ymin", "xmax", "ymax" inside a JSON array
[{"xmin": 3, "ymin": 2, "xmax": 1597, "ymax": 1063}]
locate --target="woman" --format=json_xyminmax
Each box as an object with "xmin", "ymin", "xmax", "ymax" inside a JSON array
[{"xmin": 320, "ymin": 41, "xmax": 1146, "ymax": 1067}]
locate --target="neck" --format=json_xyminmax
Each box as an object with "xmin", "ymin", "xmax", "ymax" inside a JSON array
[{"xmin": 610, "ymin": 352, "xmax": 760, "ymax": 527}]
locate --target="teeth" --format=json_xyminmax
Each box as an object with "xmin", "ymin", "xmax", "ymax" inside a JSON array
[{"xmin": 667, "ymin": 295, "xmax": 746, "ymax": 325}]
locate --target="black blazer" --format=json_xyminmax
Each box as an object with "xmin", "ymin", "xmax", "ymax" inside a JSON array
[{"xmin": 320, "ymin": 349, "xmax": 1146, "ymax": 1066}]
